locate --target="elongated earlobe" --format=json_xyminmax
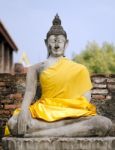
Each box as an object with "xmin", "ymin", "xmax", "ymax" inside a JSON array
[
  {"xmin": 65, "ymin": 40, "xmax": 69, "ymax": 49},
  {"xmin": 44, "ymin": 39, "xmax": 50, "ymax": 58}
]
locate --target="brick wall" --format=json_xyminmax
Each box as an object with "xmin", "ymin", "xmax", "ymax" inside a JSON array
[
  {"xmin": 0, "ymin": 73, "xmax": 115, "ymax": 142},
  {"xmin": 91, "ymin": 74, "xmax": 115, "ymax": 122},
  {"xmin": 0, "ymin": 74, "xmax": 26, "ymax": 143}
]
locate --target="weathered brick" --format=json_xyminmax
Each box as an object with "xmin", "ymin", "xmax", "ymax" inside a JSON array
[
  {"xmin": 91, "ymin": 77, "xmax": 107, "ymax": 84},
  {"xmin": 9, "ymin": 93, "xmax": 22, "ymax": 100},
  {"xmin": 93, "ymin": 83, "xmax": 106, "ymax": 88},
  {"xmin": 0, "ymin": 110, "xmax": 10, "ymax": 115},
  {"xmin": 0, "ymin": 74, "xmax": 13, "ymax": 82},
  {"xmin": 92, "ymin": 95, "xmax": 106, "ymax": 100},
  {"xmin": 0, "ymin": 82, "xmax": 5, "ymax": 86},
  {"xmin": 0, "ymin": 105, "xmax": 4, "ymax": 109},
  {"xmin": 107, "ymin": 78, "xmax": 115, "ymax": 83},
  {"xmin": 4, "ymin": 104, "xmax": 20, "ymax": 110},
  {"xmin": 91, "ymin": 89, "xmax": 108, "ymax": 95},
  {"xmin": 1, "ymin": 99, "xmax": 13, "ymax": 104},
  {"xmin": 108, "ymin": 84, "xmax": 115, "ymax": 90},
  {"xmin": 0, "ymin": 87, "xmax": 4, "ymax": 91},
  {"xmin": 106, "ymin": 95, "xmax": 112, "ymax": 100},
  {"xmin": 0, "ymin": 87, "xmax": 11, "ymax": 92}
]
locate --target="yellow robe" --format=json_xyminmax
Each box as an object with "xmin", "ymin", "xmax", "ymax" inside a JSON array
[
  {"xmin": 29, "ymin": 57, "xmax": 96, "ymax": 121},
  {"xmin": 5, "ymin": 57, "xmax": 96, "ymax": 135}
]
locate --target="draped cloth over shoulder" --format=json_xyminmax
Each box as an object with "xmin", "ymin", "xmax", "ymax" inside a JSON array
[{"xmin": 29, "ymin": 58, "xmax": 96, "ymax": 122}]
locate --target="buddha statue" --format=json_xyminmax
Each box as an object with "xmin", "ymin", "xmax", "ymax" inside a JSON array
[{"xmin": 7, "ymin": 14, "xmax": 112, "ymax": 137}]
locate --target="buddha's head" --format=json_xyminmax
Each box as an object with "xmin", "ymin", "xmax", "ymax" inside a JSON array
[{"xmin": 45, "ymin": 14, "xmax": 68, "ymax": 57}]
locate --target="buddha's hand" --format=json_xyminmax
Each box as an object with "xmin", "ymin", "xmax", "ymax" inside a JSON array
[{"xmin": 17, "ymin": 109, "xmax": 31, "ymax": 136}]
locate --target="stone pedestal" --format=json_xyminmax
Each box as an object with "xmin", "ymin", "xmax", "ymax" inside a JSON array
[{"xmin": 2, "ymin": 137, "xmax": 115, "ymax": 150}]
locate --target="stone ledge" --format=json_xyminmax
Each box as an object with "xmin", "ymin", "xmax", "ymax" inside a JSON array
[{"xmin": 2, "ymin": 137, "xmax": 115, "ymax": 150}]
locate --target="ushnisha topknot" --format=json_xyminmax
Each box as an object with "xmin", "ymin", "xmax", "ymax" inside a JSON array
[{"xmin": 46, "ymin": 14, "xmax": 67, "ymax": 39}]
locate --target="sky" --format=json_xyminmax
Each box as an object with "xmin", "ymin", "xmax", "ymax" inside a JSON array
[{"xmin": 0, "ymin": 0, "xmax": 115, "ymax": 65}]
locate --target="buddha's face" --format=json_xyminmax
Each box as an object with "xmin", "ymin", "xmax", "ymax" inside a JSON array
[{"xmin": 46, "ymin": 35, "xmax": 68, "ymax": 57}]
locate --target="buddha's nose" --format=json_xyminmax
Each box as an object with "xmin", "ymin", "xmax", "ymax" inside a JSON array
[{"xmin": 55, "ymin": 43, "xmax": 59, "ymax": 49}]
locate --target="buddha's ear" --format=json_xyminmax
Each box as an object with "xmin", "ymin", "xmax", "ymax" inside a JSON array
[
  {"xmin": 44, "ymin": 39, "xmax": 50, "ymax": 58},
  {"xmin": 64, "ymin": 39, "xmax": 69, "ymax": 49}
]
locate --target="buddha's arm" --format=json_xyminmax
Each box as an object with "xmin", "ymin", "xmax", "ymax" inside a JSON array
[
  {"xmin": 21, "ymin": 66, "xmax": 38, "ymax": 109},
  {"xmin": 17, "ymin": 65, "xmax": 38, "ymax": 135},
  {"xmin": 83, "ymin": 90, "xmax": 91, "ymax": 102}
]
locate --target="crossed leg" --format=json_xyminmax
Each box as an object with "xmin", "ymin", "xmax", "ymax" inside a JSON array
[
  {"xmin": 8, "ymin": 112, "xmax": 112, "ymax": 137},
  {"xmin": 25, "ymin": 115, "xmax": 112, "ymax": 137}
]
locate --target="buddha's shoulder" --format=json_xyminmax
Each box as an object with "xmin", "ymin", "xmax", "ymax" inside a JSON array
[
  {"xmin": 65, "ymin": 58, "xmax": 87, "ymax": 70},
  {"xmin": 27, "ymin": 61, "xmax": 46, "ymax": 73}
]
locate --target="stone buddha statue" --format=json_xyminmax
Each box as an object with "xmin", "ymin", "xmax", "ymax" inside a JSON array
[{"xmin": 7, "ymin": 14, "xmax": 112, "ymax": 137}]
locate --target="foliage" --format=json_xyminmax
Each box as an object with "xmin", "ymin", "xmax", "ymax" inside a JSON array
[{"xmin": 73, "ymin": 42, "xmax": 115, "ymax": 74}]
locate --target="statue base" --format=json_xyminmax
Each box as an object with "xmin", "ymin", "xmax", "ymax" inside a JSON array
[{"xmin": 2, "ymin": 137, "xmax": 115, "ymax": 150}]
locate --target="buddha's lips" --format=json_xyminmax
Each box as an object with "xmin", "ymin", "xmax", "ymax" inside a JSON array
[{"xmin": 53, "ymin": 49, "xmax": 60, "ymax": 52}]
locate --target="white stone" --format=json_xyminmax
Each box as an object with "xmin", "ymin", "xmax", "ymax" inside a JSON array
[{"xmin": 2, "ymin": 137, "xmax": 115, "ymax": 150}]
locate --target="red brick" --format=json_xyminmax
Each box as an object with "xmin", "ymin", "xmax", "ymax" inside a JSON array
[
  {"xmin": 0, "ymin": 82, "xmax": 6, "ymax": 86},
  {"xmin": 1, "ymin": 99, "xmax": 13, "ymax": 104},
  {"xmin": 92, "ymin": 95, "xmax": 106, "ymax": 100},
  {"xmin": 4, "ymin": 104, "xmax": 20, "ymax": 110},
  {"xmin": 9, "ymin": 93, "xmax": 22, "ymax": 100},
  {"xmin": 0, "ymin": 110, "xmax": 10, "ymax": 115}
]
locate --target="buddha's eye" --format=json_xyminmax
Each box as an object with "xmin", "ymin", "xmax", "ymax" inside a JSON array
[
  {"xmin": 49, "ymin": 39, "xmax": 65, "ymax": 44},
  {"xmin": 58, "ymin": 41, "xmax": 63, "ymax": 43},
  {"xmin": 50, "ymin": 40, "xmax": 55, "ymax": 43},
  {"xmin": 57, "ymin": 40, "xmax": 65, "ymax": 43}
]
